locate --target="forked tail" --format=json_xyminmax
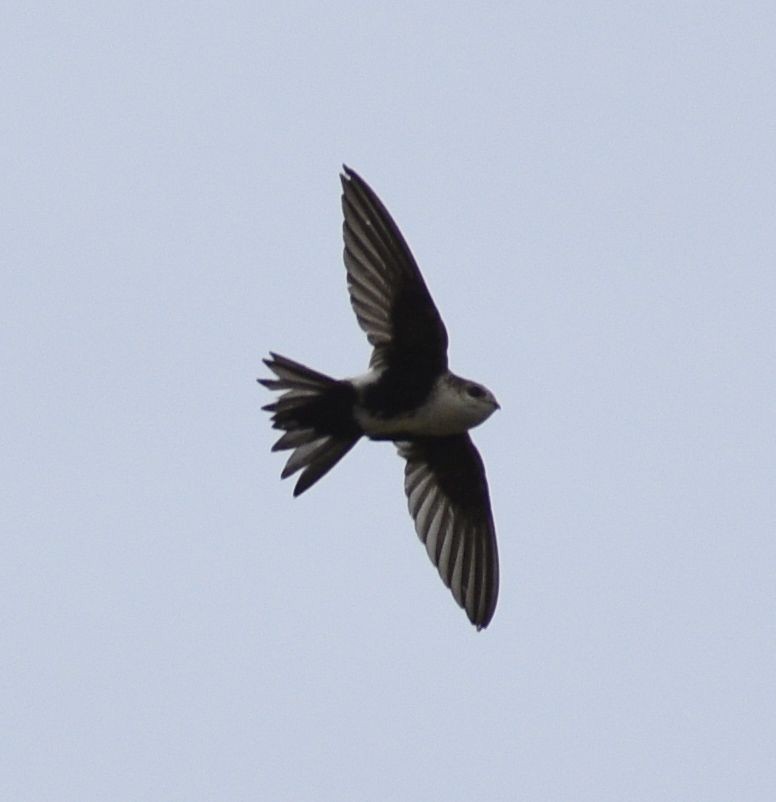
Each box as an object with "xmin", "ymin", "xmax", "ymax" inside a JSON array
[{"xmin": 258, "ymin": 353, "xmax": 362, "ymax": 495}]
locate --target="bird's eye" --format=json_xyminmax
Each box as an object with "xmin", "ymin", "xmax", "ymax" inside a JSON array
[{"xmin": 466, "ymin": 385, "xmax": 486, "ymax": 399}]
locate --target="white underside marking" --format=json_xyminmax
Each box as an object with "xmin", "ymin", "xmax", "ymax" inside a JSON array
[{"xmin": 352, "ymin": 375, "xmax": 491, "ymax": 437}]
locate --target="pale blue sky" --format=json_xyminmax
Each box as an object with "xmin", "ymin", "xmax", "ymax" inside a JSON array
[{"xmin": 3, "ymin": 3, "xmax": 776, "ymax": 800}]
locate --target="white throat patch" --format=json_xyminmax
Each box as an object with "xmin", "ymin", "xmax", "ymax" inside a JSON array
[{"xmin": 354, "ymin": 373, "xmax": 495, "ymax": 437}]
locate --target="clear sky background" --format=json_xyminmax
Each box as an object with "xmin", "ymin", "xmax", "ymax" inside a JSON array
[{"xmin": 3, "ymin": 3, "xmax": 775, "ymax": 800}]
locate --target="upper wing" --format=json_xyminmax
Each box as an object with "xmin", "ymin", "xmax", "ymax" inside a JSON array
[
  {"xmin": 397, "ymin": 434, "xmax": 499, "ymax": 629},
  {"xmin": 341, "ymin": 166, "xmax": 448, "ymax": 374}
]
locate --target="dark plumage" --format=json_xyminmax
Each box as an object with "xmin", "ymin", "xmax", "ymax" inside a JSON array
[{"xmin": 259, "ymin": 167, "xmax": 501, "ymax": 629}]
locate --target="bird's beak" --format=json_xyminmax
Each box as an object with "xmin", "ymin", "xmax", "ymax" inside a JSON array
[{"xmin": 493, "ymin": 399, "xmax": 501, "ymax": 410}]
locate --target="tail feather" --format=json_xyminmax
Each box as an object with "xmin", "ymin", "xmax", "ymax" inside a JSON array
[
  {"xmin": 271, "ymin": 428, "xmax": 317, "ymax": 451},
  {"xmin": 259, "ymin": 353, "xmax": 361, "ymax": 495}
]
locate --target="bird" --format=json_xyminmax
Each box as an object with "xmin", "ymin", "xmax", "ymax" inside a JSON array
[{"xmin": 259, "ymin": 166, "xmax": 500, "ymax": 629}]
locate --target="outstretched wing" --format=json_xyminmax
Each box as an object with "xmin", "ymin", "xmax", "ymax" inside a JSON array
[
  {"xmin": 341, "ymin": 166, "xmax": 448, "ymax": 376},
  {"xmin": 397, "ymin": 434, "xmax": 499, "ymax": 629}
]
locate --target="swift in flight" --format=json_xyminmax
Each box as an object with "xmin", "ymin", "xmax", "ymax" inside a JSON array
[{"xmin": 260, "ymin": 167, "xmax": 500, "ymax": 628}]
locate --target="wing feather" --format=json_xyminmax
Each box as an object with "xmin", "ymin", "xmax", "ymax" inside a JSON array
[
  {"xmin": 341, "ymin": 166, "xmax": 448, "ymax": 375},
  {"xmin": 397, "ymin": 434, "xmax": 499, "ymax": 629}
]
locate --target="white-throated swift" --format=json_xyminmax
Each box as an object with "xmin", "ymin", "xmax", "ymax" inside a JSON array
[{"xmin": 259, "ymin": 166, "xmax": 500, "ymax": 629}]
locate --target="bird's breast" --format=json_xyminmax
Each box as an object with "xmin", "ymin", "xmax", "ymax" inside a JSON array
[{"xmin": 354, "ymin": 380, "xmax": 486, "ymax": 438}]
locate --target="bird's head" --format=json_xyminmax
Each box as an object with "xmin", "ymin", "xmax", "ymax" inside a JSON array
[{"xmin": 448, "ymin": 375, "xmax": 500, "ymax": 429}]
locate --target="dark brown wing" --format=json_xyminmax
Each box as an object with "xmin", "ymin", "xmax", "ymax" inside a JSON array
[
  {"xmin": 341, "ymin": 166, "xmax": 448, "ymax": 377},
  {"xmin": 397, "ymin": 434, "xmax": 499, "ymax": 629}
]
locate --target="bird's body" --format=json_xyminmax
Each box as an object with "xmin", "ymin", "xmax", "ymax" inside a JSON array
[
  {"xmin": 259, "ymin": 167, "xmax": 501, "ymax": 629},
  {"xmin": 353, "ymin": 370, "xmax": 497, "ymax": 439}
]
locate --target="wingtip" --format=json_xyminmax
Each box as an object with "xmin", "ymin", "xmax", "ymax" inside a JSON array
[
  {"xmin": 341, "ymin": 164, "xmax": 364, "ymax": 187},
  {"xmin": 474, "ymin": 604, "xmax": 496, "ymax": 631}
]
